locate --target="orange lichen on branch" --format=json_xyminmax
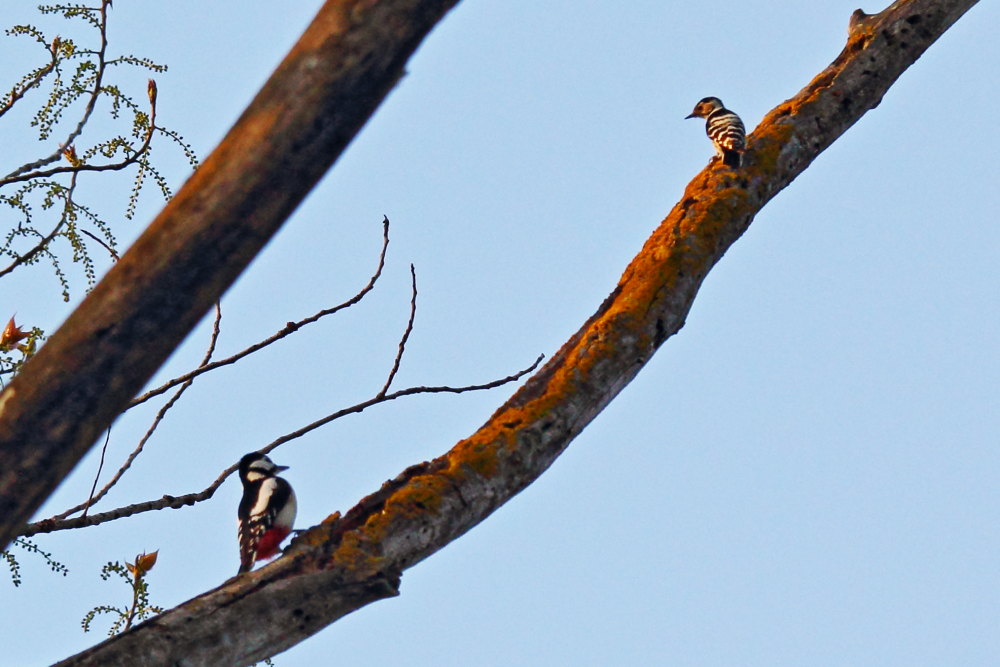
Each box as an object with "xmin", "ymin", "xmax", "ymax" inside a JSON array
[
  {"xmin": 380, "ymin": 474, "xmax": 448, "ymax": 517},
  {"xmin": 328, "ymin": 531, "xmax": 383, "ymax": 578},
  {"xmin": 449, "ymin": 436, "xmax": 501, "ymax": 478},
  {"xmin": 748, "ymin": 121, "xmax": 794, "ymax": 174}
]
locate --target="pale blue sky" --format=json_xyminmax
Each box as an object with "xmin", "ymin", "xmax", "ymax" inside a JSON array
[{"xmin": 2, "ymin": 1, "xmax": 998, "ymax": 665}]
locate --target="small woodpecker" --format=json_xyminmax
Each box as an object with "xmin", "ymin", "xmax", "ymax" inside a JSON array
[
  {"xmin": 237, "ymin": 452, "xmax": 297, "ymax": 574},
  {"xmin": 686, "ymin": 97, "xmax": 746, "ymax": 168}
]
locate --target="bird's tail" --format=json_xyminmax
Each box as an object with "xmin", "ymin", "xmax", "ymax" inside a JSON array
[{"xmin": 723, "ymin": 149, "xmax": 742, "ymax": 168}]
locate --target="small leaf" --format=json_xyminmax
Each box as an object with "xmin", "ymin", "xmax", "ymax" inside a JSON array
[
  {"xmin": 62, "ymin": 145, "xmax": 82, "ymax": 167},
  {"xmin": 133, "ymin": 550, "xmax": 158, "ymax": 576},
  {"xmin": 0, "ymin": 317, "xmax": 30, "ymax": 352}
]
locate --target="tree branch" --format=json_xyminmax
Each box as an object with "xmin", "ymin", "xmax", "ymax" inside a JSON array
[
  {"xmin": 62, "ymin": 303, "xmax": 223, "ymax": 521},
  {"xmin": 0, "ymin": 171, "xmax": 83, "ymax": 279},
  {"xmin": 0, "ymin": 0, "xmax": 463, "ymax": 551},
  {"xmin": 3, "ymin": 0, "xmax": 114, "ymax": 182},
  {"xmin": 0, "ymin": 35, "xmax": 59, "ymax": 120},
  {"xmin": 127, "ymin": 216, "xmax": 391, "ymax": 410},
  {"xmin": 378, "ymin": 264, "xmax": 417, "ymax": 398},
  {"xmin": 21, "ymin": 354, "xmax": 543, "ymax": 537},
  {"xmin": 49, "ymin": 1, "xmax": 978, "ymax": 664}
]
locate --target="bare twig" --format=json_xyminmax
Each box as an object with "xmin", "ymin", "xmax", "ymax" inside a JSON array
[
  {"xmin": 128, "ymin": 217, "xmax": 392, "ymax": 409},
  {"xmin": 378, "ymin": 264, "xmax": 417, "ymax": 398},
  {"xmin": 79, "ymin": 228, "xmax": 120, "ymax": 261},
  {"xmin": 21, "ymin": 353, "xmax": 544, "ymax": 537},
  {"xmin": 80, "ymin": 427, "xmax": 112, "ymax": 519},
  {"xmin": 54, "ymin": 304, "xmax": 223, "ymax": 521}
]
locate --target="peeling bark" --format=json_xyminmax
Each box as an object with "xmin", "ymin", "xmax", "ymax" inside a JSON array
[
  {"xmin": 0, "ymin": 0, "xmax": 461, "ymax": 550},
  {"xmin": 50, "ymin": 0, "xmax": 981, "ymax": 665}
]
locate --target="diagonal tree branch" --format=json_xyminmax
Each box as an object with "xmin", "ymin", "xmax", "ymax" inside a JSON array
[
  {"xmin": 0, "ymin": 0, "xmax": 463, "ymax": 551},
  {"xmin": 0, "ymin": 35, "xmax": 59, "ymax": 121},
  {"xmin": 53, "ymin": 1, "xmax": 980, "ymax": 665}
]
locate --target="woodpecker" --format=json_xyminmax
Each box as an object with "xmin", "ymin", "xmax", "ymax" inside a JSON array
[
  {"xmin": 686, "ymin": 97, "xmax": 746, "ymax": 168},
  {"xmin": 237, "ymin": 452, "xmax": 297, "ymax": 574}
]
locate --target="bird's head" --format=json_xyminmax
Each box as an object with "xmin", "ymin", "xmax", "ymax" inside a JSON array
[
  {"xmin": 685, "ymin": 96, "xmax": 725, "ymax": 119},
  {"xmin": 238, "ymin": 452, "xmax": 289, "ymax": 483}
]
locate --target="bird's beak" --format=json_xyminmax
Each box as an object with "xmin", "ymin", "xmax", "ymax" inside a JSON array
[
  {"xmin": 685, "ymin": 113, "xmax": 697, "ymax": 119},
  {"xmin": 276, "ymin": 465, "xmax": 290, "ymax": 472}
]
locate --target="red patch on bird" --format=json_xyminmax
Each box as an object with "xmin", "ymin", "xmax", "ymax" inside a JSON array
[{"xmin": 255, "ymin": 526, "xmax": 291, "ymax": 560}]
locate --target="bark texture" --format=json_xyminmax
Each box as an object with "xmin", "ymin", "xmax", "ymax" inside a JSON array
[
  {"xmin": 0, "ymin": 0, "xmax": 461, "ymax": 550},
  {"xmin": 54, "ymin": 1, "xmax": 980, "ymax": 665}
]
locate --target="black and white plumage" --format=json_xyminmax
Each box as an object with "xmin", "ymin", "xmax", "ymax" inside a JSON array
[
  {"xmin": 686, "ymin": 97, "xmax": 746, "ymax": 168},
  {"xmin": 237, "ymin": 452, "xmax": 297, "ymax": 574}
]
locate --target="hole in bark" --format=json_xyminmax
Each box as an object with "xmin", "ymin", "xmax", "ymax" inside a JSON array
[
  {"xmin": 653, "ymin": 319, "xmax": 667, "ymax": 347},
  {"xmin": 900, "ymin": 41, "xmax": 909, "ymax": 49},
  {"xmin": 906, "ymin": 14, "xmax": 922, "ymax": 24}
]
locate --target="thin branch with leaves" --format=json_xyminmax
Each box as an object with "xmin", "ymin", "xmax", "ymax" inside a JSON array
[
  {"xmin": 81, "ymin": 551, "xmax": 163, "ymax": 636},
  {"xmin": 0, "ymin": 1, "xmax": 197, "ymax": 301},
  {"xmin": 1, "ymin": 537, "xmax": 69, "ymax": 587}
]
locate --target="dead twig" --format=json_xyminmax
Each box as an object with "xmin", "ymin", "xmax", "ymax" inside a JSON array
[
  {"xmin": 128, "ymin": 217, "xmax": 391, "ymax": 409},
  {"xmin": 79, "ymin": 228, "xmax": 120, "ymax": 261},
  {"xmin": 80, "ymin": 427, "xmax": 112, "ymax": 519},
  {"xmin": 21, "ymin": 353, "xmax": 544, "ymax": 537},
  {"xmin": 378, "ymin": 263, "xmax": 417, "ymax": 398},
  {"xmin": 55, "ymin": 304, "xmax": 223, "ymax": 521}
]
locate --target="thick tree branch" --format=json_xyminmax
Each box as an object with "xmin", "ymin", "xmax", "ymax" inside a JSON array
[
  {"xmin": 0, "ymin": 0, "xmax": 462, "ymax": 550},
  {"xmin": 53, "ymin": 1, "xmax": 980, "ymax": 665}
]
